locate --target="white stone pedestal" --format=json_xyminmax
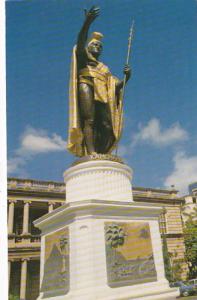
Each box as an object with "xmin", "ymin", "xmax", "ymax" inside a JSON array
[
  {"xmin": 34, "ymin": 160, "xmax": 179, "ymax": 300},
  {"xmin": 64, "ymin": 160, "xmax": 133, "ymax": 202}
]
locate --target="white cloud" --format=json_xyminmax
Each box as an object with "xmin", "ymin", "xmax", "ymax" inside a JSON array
[
  {"xmin": 8, "ymin": 127, "xmax": 66, "ymax": 175},
  {"xmin": 132, "ymin": 118, "xmax": 188, "ymax": 147},
  {"xmin": 19, "ymin": 127, "xmax": 66, "ymax": 154},
  {"xmin": 114, "ymin": 118, "xmax": 188, "ymax": 159},
  {"xmin": 164, "ymin": 152, "xmax": 197, "ymax": 195},
  {"xmin": 7, "ymin": 157, "xmax": 26, "ymax": 175}
]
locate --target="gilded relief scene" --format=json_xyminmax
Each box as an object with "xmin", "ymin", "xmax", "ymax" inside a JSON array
[
  {"xmin": 105, "ymin": 222, "xmax": 157, "ymax": 287},
  {"xmin": 41, "ymin": 227, "xmax": 69, "ymax": 296}
]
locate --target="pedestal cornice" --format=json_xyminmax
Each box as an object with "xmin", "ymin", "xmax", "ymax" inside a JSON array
[{"xmin": 34, "ymin": 199, "xmax": 164, "ymax": 232}]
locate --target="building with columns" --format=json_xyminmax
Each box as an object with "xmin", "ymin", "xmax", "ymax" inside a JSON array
[
  {"xmin": 8, "ymin": 178, "xmax": 64, "ymax": 300},
  {"xmin": 8, "ymin": 177, "xmax": 188, "ymax": 300}
]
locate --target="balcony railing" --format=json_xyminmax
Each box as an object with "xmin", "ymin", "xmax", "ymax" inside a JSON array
[
  {"xmin": 8, "ymin": 178, "xmax": 65, "ymax": 193},
  {"xmin": 30, "ymin": 234, "xmax": 41, "ymax": 243},
  {"xmin": 8, "ymin": 233, "xmax": 41, "ymax": 244}
]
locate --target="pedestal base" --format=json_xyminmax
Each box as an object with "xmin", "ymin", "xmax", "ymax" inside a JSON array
[{"xmin": 34, "ymin": 161, "xmax": 179, "ymax": 300}]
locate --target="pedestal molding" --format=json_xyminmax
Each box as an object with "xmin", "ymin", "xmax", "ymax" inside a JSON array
[{"xmin": 64, "ymin": 160, "xmax": 132, "ymax": 182}]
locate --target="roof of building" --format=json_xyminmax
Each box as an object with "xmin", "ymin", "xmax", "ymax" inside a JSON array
[{"xmin": 7, "ymin": 177, "xmax": 184, "ymax": 204}]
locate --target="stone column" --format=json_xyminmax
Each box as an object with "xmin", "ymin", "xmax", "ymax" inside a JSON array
[
  {"xmin": 20, "ymin": 258, "xmax": 28, "ymax": 300},
  {"xmin": 8, "ymin": 200, "xmax": 16, "ymax": 234},
  {"xmin": 48, "ymin": 201, "xmax": 55, "ymax": 213},
  {"xmin": 22, "ymin": 201, "xmax": 31, "ymax": 235}
]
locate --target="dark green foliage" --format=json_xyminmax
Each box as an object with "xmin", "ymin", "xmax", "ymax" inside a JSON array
[
  {"xmin": 183, "ymin": 212, "xmax": 197, "ymax": 279},
  {"xmin": 170, "ymin": 256, "xmax": 184, "ymax": 282},
  {"xmin": 162, "ymin": 234, "xmax": 173, "ymax": 282},
  {"xmin": 9, "ymin": 294, "xmax": 19, "ymax": 300}
]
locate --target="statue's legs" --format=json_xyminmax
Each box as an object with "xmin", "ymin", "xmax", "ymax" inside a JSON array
[
  {"xmin": 95, "ymin": 102, "xmax": 115, "ymax": 153},
  {"xmin": 78, "ymin": 82, "xmax": 95, "ymax": 154}
]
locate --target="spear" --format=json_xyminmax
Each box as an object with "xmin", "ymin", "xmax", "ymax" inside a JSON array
[
  {"xmin": 122, "ymin": 20, "xmax": 135, "ymax": 101},
  {"xmin": 116, "ymin": 20, "xmax": 135, "ymax": 154}
]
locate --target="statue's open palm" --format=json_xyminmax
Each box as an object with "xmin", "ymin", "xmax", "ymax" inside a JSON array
[{"xmin": 85, "ymin": 6, "xmax": 100, "ymax": 23}]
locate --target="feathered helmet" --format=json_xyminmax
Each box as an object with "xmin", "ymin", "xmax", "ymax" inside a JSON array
[{"xmin": 87, "ymin": 32, "xmax": 103, "ymax": 47}]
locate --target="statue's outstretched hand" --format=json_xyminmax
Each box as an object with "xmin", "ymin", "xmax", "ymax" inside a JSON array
[
  {"xmin": 85, "ymin": 6, "xmax": 100, "ymax": 24},
  {"xmin": 123, "ymin": 64, "xmax": 131, "ymax": 81}
]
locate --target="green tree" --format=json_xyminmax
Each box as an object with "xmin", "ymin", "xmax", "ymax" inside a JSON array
[
  {"xmin": 162, "ymin": 234, "xmax": 173, "ymax": 282},
  {"xmin": 171, "ymin": 259, "xmax": 183, "ymax": 281},
  {"xmin": 9, "ymin": 294, "xmax": 19, "ymax": 300},
  {"xmin": 169, "ymin": 251, "xmax": 184, "ymax": 282},
  {"xmin": 183, "ymin": 213, "xmax": 197, "ymax": 279}
]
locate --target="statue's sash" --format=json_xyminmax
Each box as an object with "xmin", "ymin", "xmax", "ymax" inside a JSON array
[{"xmin": 67, "ymin": 46, "xmax": 123, "ymax": 156}]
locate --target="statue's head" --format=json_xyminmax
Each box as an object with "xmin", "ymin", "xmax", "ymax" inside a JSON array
[{"xmin": 87, "ymin": 32, "xmax": 103, "ymax": 58}]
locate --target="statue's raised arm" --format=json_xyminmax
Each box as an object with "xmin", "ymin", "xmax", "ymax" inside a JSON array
[
  {"xmin": 76, "ymin": 6, "xmax": 100, "ymax": 55},
  {"xmin": 67, "ymin": 7, "xmax": 132, "ymax": 158}
]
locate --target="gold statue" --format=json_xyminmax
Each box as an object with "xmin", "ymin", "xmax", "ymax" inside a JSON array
[{"xmin": 67, "ymin": 6, "xmax": 131, "ymax": 157}]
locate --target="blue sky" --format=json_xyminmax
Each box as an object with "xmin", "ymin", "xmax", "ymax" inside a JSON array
[{"xmin": 6, "ymin": 0, "xmax": 197, "ymax": 194}]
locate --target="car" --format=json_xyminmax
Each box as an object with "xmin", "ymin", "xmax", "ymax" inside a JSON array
[
  {"xmin": 188, "ymin": 278, "xmax": 197, "ymax": 288},
  {"xmin": 169, "ymin": 281, "xmax": 197, "ymax": 297}
]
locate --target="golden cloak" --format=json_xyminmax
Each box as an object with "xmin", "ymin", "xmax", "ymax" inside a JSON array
[{"xmin": 67, "ymin": 46, "xmax": 123, "ymax": 157}]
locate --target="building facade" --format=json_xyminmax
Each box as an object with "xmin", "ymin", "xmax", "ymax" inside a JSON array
[
  {"xmin": 133, "ymin": 187, "xmax": 188, "ymax": 281},
  {"xmin": 8, "ymin": 178, "xmax": 65, "ymax": 300},
  {"xmin": 8, "ymin": 178, "xmax": 188, "ymax": 300}
]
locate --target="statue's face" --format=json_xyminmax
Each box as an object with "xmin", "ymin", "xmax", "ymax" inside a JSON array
[{"xmin": 88, "ymin": 41, "xmax": 103, "ymax": 58}]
